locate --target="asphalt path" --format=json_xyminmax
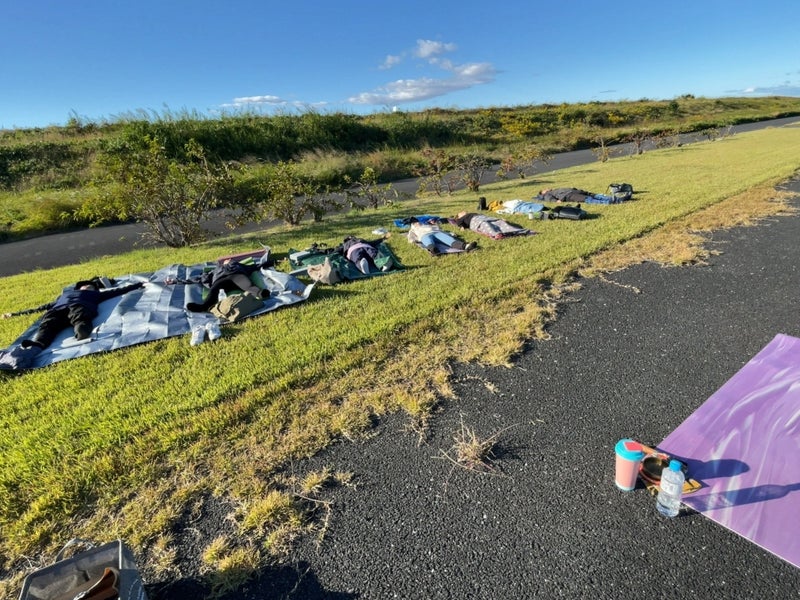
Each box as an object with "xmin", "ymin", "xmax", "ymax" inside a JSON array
[
  {"xmin": 2, "ymin": 116, "xmax": 798, "ymax": 278},
  {"xmin": 188, "ymin": 177, "xmax": 799, "ymax": 600}
]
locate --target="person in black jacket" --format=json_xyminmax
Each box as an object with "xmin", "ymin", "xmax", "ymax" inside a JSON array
[
  {"xmin": 167, "ymin": 259, "xmax": 270, "ymax": 313},
  {"xmin": 538, "ymin": 188, "xmax": 595, "ymax": 203},
  {"xmin": 2, "ymin": 278, "xmax": 146, "ymax": 349}
]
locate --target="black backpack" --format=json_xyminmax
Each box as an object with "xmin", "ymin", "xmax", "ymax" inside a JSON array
[
  {"xmin": 608, "ymin": 183, "xmax": 634, "ymax": 202},
  {"xmin": 551, "ymin": 204, "xmax": 587, "ymax": 220}
]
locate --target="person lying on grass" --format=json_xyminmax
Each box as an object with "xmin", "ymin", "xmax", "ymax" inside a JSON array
[
  {"xmin": 2, "ymin": 278, "xmax": 146, "ymax": 349},
  {"xmin": 335, "ymin": 235, "xmax": 396, "ymax": 274},
  {"xmin": 406, "ymin": 216, "xmax": 477, "ymax": 256},
  {"xmin": 452, "ymin": 212, "xmax": 532, "ymax": 240},
  {"xmin": 165, "ymin": 258, "xmax": 270, "ymax": 313},
  {"xmin": 538, "ymin": 188, "xmax": 599, "ymax": 203}
]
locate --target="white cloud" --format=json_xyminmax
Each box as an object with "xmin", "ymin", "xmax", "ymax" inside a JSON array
[
  {"xmin": 220, "ymin": 95, "xmax": 286, "ymax": 108},
  {"xmin": 414, "ymin": 39, "xmax": 457, "ymax": 59},
  {"xmin": 380, "ymin": 54, "xmax": 403, "ymax": 70},
  {"xmin": 348, "ymin": 61, "xmax": 497, "ymax": 106},
  {"xmin": 225, "ymin": 39, "xmax": 496, "ymax": 112},
  {"xmin": 351, "ymin": 38, "xmax": 495, "ymax": 106},
  {"xmin": 219, "ymin": 95, "xmax": 326, "ymax": 111}
]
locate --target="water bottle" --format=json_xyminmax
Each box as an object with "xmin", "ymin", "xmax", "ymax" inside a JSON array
[{"xmin": 656, "ymin": 459, "xmax": 684, "ymax": 517}]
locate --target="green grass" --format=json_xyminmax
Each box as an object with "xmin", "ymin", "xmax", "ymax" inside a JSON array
[{"xmin": 1, "ymin": 123, "xmax": 800, "ymax": 597}]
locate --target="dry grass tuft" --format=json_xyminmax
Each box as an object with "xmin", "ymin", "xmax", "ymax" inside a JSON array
[
  {"xmin": 439, "ymin": 414, "xmax": 516, "ymax": 474},
  {"xmin": 204, "ymin": 542, "xmax": 261, "ymax": 599}
]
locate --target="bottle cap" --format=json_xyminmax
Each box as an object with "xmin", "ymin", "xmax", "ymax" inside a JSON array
[
  {"xmin": 615, "ymin": 439, "xmax": 645, "ymax": 461},
  {"xmin": 668, "ymin": 459, "xmax": 682, "ymax": 472}
]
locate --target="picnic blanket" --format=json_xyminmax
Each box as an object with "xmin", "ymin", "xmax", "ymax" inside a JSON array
[
  {"xmin": 659, "ymin": 333, "xmax": 800, "ymax": 568},
  {"xmin": 581, "ymin": 194, "xmax": 624, "ymax": 205},
  {"xmin": 0, "ymin": 263, "xmax": 313, "ymax": 371},
  {"xmin": 288, "ymin": 241, "xmax": 402, "ymax": 280}
]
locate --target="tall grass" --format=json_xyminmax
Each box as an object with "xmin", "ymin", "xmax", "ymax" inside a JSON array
[{"xmin": 0, "ymin": 124, "xmax": 799, "ymax": 597}]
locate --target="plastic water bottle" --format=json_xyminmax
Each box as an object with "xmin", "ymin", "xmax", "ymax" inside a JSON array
[{"xmin": 656, "ymin": 459, "xmax": 685, "ymax": 517}]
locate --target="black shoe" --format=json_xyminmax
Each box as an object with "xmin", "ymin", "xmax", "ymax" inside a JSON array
[
  {"xmin": 74, "ymin": 325, "xmax": 92, "ymax": 340},
  {"xmin": 427, "ymin": 246, "xmax": 441, "ymax": 256},
  {"xmin": 465, "ymin": 242, "xmax": 478, "ymax": 252},
  {"xmin": 186, "ymin": 302, "xmax": 206, "ymax": 312},
  {"xmin": 21, "ymin": 339, "xmax": 45, "ymax": 349}
]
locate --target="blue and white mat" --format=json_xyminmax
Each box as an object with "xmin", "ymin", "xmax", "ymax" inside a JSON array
[{"xmin": 0, "ymin": 264, "xmax": 314, "ymax": 371}]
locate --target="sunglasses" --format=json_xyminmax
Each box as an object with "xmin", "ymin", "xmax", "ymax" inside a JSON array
[{"xmin": 635, "ymin": 442, "xmax": 702, "ymax": 494}]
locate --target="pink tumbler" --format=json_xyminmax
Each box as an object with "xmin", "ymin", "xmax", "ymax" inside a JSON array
[{"xmin": 615, "ymin": 439, "xmax": 645, "ymax": 491}]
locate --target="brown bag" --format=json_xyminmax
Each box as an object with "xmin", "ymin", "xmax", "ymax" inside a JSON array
[
  {"xmin": 58, "ymin": 567, "xmax": 118, "ymax": 600},
  {"xmin": 306, "ymin": 257, "xmax": 342, "ymax": 285},
  {"xmin": 210, "ymin": 291, "xmax": 264, "ymax": 322}
]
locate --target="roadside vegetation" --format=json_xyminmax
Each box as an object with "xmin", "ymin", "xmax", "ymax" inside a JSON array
[
  {"xmin": 2, "ymin": 96, "xmax": 800, "ymax": 243},
  {"xmin": 0, "ymin": 110, "xmax": 798, "ymax": 599}
]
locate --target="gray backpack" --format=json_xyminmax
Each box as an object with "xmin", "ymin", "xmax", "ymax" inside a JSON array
[{"xmin": 608, "ymin": 183, "xmax": 634, "ymax": 202}]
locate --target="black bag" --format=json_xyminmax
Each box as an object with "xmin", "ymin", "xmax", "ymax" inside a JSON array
[
  {"xmin": 19, "ymin": 538, "xmax": 147, "ymax": 600},
  {"xmin": 477, "ymin": 196, "xmax": 487, "ymax": 211},
  {"xmin": 608, "ymin": 183, "xmax": 633, "ymax": 202},
  {"xmin": 551, "ymin": 204, "xmax": 587, "ymax": 220}
]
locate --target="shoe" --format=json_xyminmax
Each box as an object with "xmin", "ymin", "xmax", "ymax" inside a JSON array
[
  {"xmin": 357, "ymin": 258, "xmax": 371, "ymax": 274},
  {"xmin": 465, "ymin": 241, "xmax": 478, "ymax": 252},
  {"xmin": 258, "ymin": 245, "xmax": 272, "ymax": 266},
  {"xmin": 74, "ymin": 323, "xmax": 93, "ymax": 340},
  {"xmin": 427, "ymin": 246, "xmax": 440, "ymax": 256},
  {"xmin": 206, "ymin": 321, "xmax": 222, "ymax": 341},
  {"xmin": 190, "ymin": 325, "xmax": 206, "ymax": 346}
]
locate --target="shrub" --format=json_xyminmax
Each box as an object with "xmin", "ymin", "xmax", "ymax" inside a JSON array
[
  {"xmin": 233, "ymin": 161, "xmax": 339, "ymax": 226},
  {"xmin": 82, "ymin": 135, "xmax": 234, "ymax": 247}
]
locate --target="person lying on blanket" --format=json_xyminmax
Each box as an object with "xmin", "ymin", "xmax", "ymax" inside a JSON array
[
  {"xmin": 165, "ymin": 258, "xmax": 270, "ymax": 313},
  {"xmin": 538, "ymin": 188, "xmax": 598, "ymax": 203},
  {"xmin": 452, "ymin": 212, "xmax": 530, "ymax": 239},
  {"xmin": 407, "ymin": 217, "xmax": 477, "ymax": 256},
  {"xmin": 335, "ymin": 235, "xmax": 394, "ymax": 274},
  {"xmin": 2, "ymin": 278, "xmax": 146, "ymax": 349}
]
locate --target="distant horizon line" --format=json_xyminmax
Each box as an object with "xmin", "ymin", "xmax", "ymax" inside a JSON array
[{"xmin": 3, "ymin": 92, "xmax": 798, "ymax": 133}]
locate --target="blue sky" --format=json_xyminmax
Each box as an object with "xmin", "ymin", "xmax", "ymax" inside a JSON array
[{"xmin": 2, "ymin": 0, "xmax": 799, "ymax": 129}]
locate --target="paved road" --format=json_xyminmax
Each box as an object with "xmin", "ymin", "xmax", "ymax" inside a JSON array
[
  {"xmin": 2, "ymin": 116, "xmax": 798, "ymax": 278},
  {"xmin": 173, "ymin": 177, "xmax": 799, "ymax": 600}
]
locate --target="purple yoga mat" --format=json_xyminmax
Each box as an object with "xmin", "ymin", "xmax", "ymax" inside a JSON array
[{"xmin": 659, "ymin": 333, "xmax": 800, "ymax": 568}]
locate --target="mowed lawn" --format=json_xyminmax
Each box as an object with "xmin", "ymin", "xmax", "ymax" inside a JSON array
[{"xmin": 1, "ymin": 123, "xmax": 799, "ymax": 596}]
